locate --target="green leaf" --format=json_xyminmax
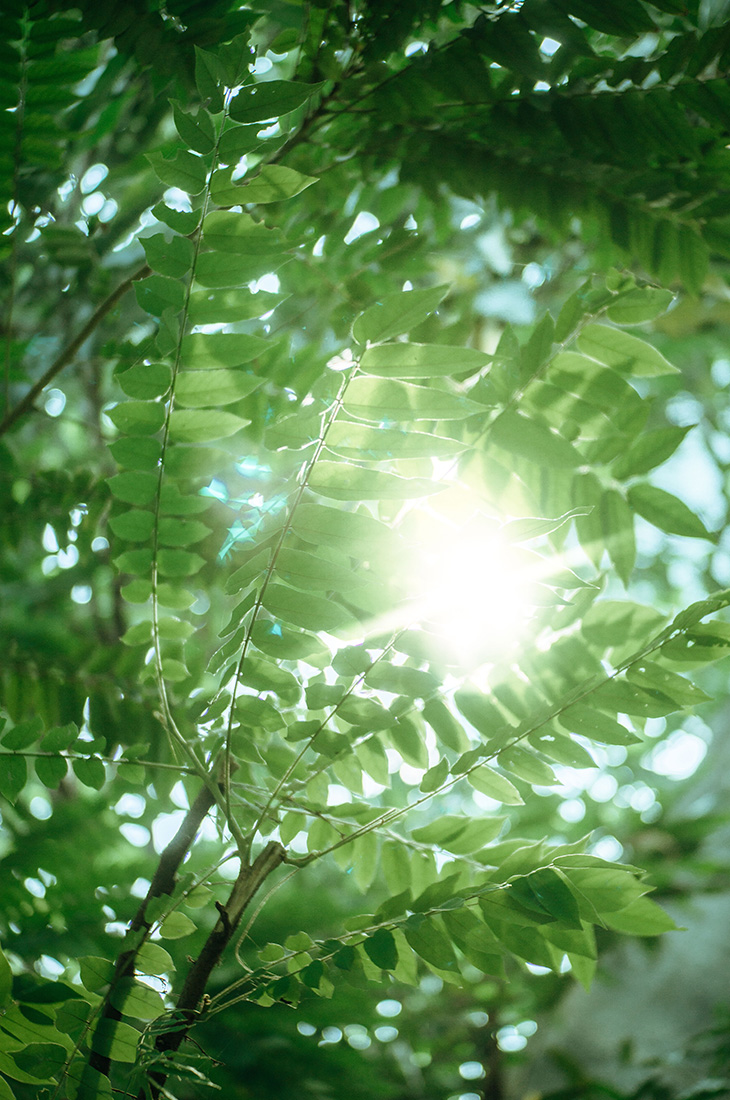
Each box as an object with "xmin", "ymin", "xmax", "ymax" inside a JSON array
[
  {"xmin": 146, "ymin": 149, "xmax": 208, "ymax": 194},
  {"xmin": 171, "ymin": 100, "xmax": 215, "ymax": 154},
  {"xmin": 175, "ymin": 368, "xmax": 261, "ymax": 407},
  {"xmin": 110, "ymin": 979, "xmax": 166, "ymax": 1021},
  {"xmin": 523, "ymin": 868, "xmax": 582, "ymax": 928},
  {"xmin": 0, "ymin": 946, "xmax": 11, "ymax": 1011},
  {"xmin": 79, "ymin": 955, "xmax": 114, "ymax": 993},
  {"xmin": 467, "ymin": 765, "xmax": 524, "ymax": 804},
  {"xmin": 612, "ymin": 426, "xmax": 691, "ymax": 479},
  {"xmin": 422, "ymin": 700, "xmax": 469, "ymax": 753},
  {"xmin": 602, "ymin": 895, "xmax": 679, "ymax": 935},
  {"xmin": 108, "ymin": 401, "xmax": 165, "ymax": 436},
  {"xmin": 309, "ymin": 461, "xmax": 441, "ymax": 500},
  {"xmin": 292, "ymin": 504, "xmax": 395, "ymax": 556},
  {"xmin": 118, "ymin": 362, "xmax": 172, "ymax": 400},
  {"xmin": 489, "ymin": 410, "xmax": 580, "ymax": 467},
  {"xmin": 109, "ymin": 509, "xmax": 155, "ymax": 542},
  {"xmin": 605, "ymin": 287, "xmax": 674, "ymax": 325},
  {"xmin": 343, "ymin": 377, "xmax": 482, "ymax": 421},
  {"xmin": 326, "ymin": 421, "xmax": 465, "ymax": 460},
  {"xmin": 229, "ymin": 80, "xmax": 322, "ymax": 123},
  {"xmin": 0, "ymin": 756, "xmax": 27, "ymax": 802},
  {"xmin": 91, "ymin": 1018, "xmax": 140, "ymax": 1064},
  {"xmin": 159, "ymin": 912, "xmax": 197, "ymax": 939},
  {"xmin": 404, "ymin": 916, "xmax": 457, "ymax": 971},
  {"xmin": 360, "ymin": 342, "xmax": 489, "ymax": 378},
  {"xmin": 625, "ymin": 659, "xmax": 710, "ymax": 706},
  {"xmin": 142, "ymin": 233, "xmax": 195, "ymax": 278},
  {"xmin": 2, "ymin": 715, "xmax": 43, "ymax": 749},
  {"xmin": 109, "ymin": 436, "xmax": 162, "ymax": 471},
  {"xmin": 194, "ymin": 45, "xmax": 224, "ymax": 113},
  {"xmin": 581, "ymin": 600, "xmax": 666, "ymax": 650},
  {"xmin": 211, "ymin": 164, "xmax": 317, "ymax": 206},
  {"xmin": 218, "ymin": 123, "xmax": 265, "ymax": 162},
  {"xmin": 601, "ymin": 488, "xmax": 635, "ymax": 585},
  {"xmin": 576, "ymin": 324, "xmax": 679, "ymax": 376},
  {"xmin": 169, "ymin": 409, "xmax": 249, "ymax": 442},
  {"xmin": 136, "ymin": 942, "xmax": 175, "ymax": 975},
  {"xmin": 35, "ymin": 755, "xmax": 68, "ymax": 789},
  {"xmin": 158, "ymin": 549, "xmax": 205, "ymax": 577},
  {"xmin": 238, "ymin": 656, "xmax": 301, "ymax": 705},
  {"xmin": 0, "ymin": 1072, "xmax": 16, "ymax": 1099},
  {"xmin": 497, "ymin": 746, "xmax": 555, "ymax": 786},
  {"xmin": 73, "ymin": 756, "xmax": 106, "ymax": 789},
  {"xmin": 263, "ymin": 584, "xmax": 353, "ymax": 633},
  {"xmin": 181, "ymin": 332, "xmax": 269, "ymax": 367},
  {"xmin": 365, "ymin": 664, "xmax": 438, "ymax": 698},
  {"xmin": 557, "ymin": 704, "xmax": 641, "ymax": 745},
  {"xmin": 353, "ymin": 286, "xmax": 447, "ymax": 345},
  {"xmin": 628, "ymin": 483, "xmax": 714, "ymax": 539},
  {"xmin": 134, "ymin": 276, "xmax": 185, "ymax": 319},
  {"xmin": 363, "ymin": 928, "xmax": 398, "ymax": 970},
  {"xmin": 202, "ymin": 211, "xmax": 286, "ymax": 255},
  {"xmin": 152, "ymin": 203, "xmax": 201, "ymax": 235},
  {"xmin": 188, "ymin": 288, "xmax": 282, "ymax": 324}
]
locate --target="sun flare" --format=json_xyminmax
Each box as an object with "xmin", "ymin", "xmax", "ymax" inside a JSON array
[{"xmin": 403, "ymin": 512, "xmax": 538, "ymax": 667}]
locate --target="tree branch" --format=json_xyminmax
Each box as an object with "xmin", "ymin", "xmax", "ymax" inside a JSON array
[
  {"xmin": 88, "ymin": 779, "xmax": 218, "ymax": 1078},
  {"xmin": 142, "ymin": 841, "xmax": 286, "ymax": 1100},
  {"xmin": 0, "ymin": 262, "xmax": 149, "ymax": 438}
]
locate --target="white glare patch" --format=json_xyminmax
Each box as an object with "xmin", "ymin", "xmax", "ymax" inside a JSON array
[
  {"xmin": 345, "ymin": 1024, "xmax": 371, "ymax": 1049},
  {"xmin": 29, "ymin": 796, "xmax": 52, "ymax": 820},
  {"xmin": 42, "ymin": 524, "xmax": 59, "ymax": 552},
  {"xmin": 589, "ymin": 774, "xmax": 618, "ymax": 803},
  {"xmin": 327, "ymin": 783, "xmax": 352, "ymax": 805},
  {"xmin": 496, "ymin": 1027, "xmax": 527, "ymax": 1052},
  {"xmin": 152, "ymin": 811, "xmax": 185, "ymax": 853},
  {"xmin": 297, "ymin": 1022, "xmax": 316, "ymax": 1036},
  {"xmin": 460, "ymin": 213, "xmax": 481, "ymax": 230},
  {"xmin": 312, "ymin": 235, "xmax": 326, "ymax": 256},
  {"xmin": 58, "ymin": 176, "xmax": 76, "ymax": 202},
  {"xmin": 406, "ymin": 521, "xmax": 535, "ymax": 665},
  {"xmin": 526, "ymin": 962, "xmax": 552, "ymax": 975},
  {"xmin": 170, "ymin": 780, "xmax": 190, "ymax": 809},
  {"xmin": 131, "ymin": 877, "xmax": 151, "ymax": 898},
  {"xmin": 37, "ymin": 955, "xmax": 65, "ymax": 979},
  {"xmin": 522, "ymin": 262, "xmax": 545, "ymax": 288},
  {"xmin": 251, "ymin": 56, "xmax": 273, "ymax": 74},
  {"xmin": 58, "ymin": 545, "xmax": 79, "ymax": 569},
  {"xmin": 540, "ymin": 37, "xmax": 561, "ymax": 56},
  {"xmin": 459, "ymin": 1061, "xmax": 485, "ymax": 1080},
  {"xmin": 592, "ymin": 834, "xmax": 624, "ymax": 861},
  {"xmin": 405, "ymin": 40, "xmax": 427, "ymax": 56},
  {"xmin": 404, "ymin": 214, "xmax": 417, "ymax": 230},
  {"xmin": 558, "ymin": 797, "xmax": 585, "ymax": 822},
  {"xmin": 163, "ymin": 187, "xmax": 192, "ymax": 212},
  {"xmin": 251, "ymin": 272, "xmax": 280, "ymax": 294},
  {"xmin": 71, "ymin": 585, "xmax": 92, "ymax": 605},
  {"xmin": 80, "ymin": 163, "xmax": 108, "ymax": 194},
  {"xmin": 376, "ymin": 999, "xmax": 402, "ymax": 1018},
  {"xmin": 82, "ymin": 192, "xmax": 105, "ymax": 217},
  {"xmin": 320, "ymin": 1026, "xmax": 343, "ymax": 1045},
  {"xmin": 91, "ymin": 536, "xmax": 109, "ymax": 552},
  {"xmin": 399, "ymin": 763, "xmax": 425, "ymax": 786},
  {"xmin": 120, "ymin": 823, "xmax": 150, "ymax": 847},
  {"xmin": 344, "ymin": 211, "xmax": 380, "ymax": 244},
  {"xmin": 98, "ymin": 198, "xmax": 118, "ymax": 223},
  {"xmin": 374, "ymin": 1026, "xmax": 398, "ymax": 1043},
  {"xmin": 115, "ymin": 793, "xmax": 146, "ymax": 818},
  {"xmin": 534, "ymin": 80, "xmax": 551, "ymax": 91},
  {"xmin": 645, "ymin": 730, "xmax": 707, "ymax": 780}
]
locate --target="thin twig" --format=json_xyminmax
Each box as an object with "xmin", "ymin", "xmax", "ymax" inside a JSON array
[{"xmin": 0, "ymin": 262, "xmax": 150, "ymax": 437}]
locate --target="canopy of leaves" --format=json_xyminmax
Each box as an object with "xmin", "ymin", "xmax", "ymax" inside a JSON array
[{"xmin": 2, "ymin": 2, "xmax": 730, "ymax": 1099}]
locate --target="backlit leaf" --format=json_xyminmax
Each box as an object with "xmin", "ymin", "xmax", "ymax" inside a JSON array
[{"xmin": 353, "ymin": 286, "xmax": 447, "ymax": 345}]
